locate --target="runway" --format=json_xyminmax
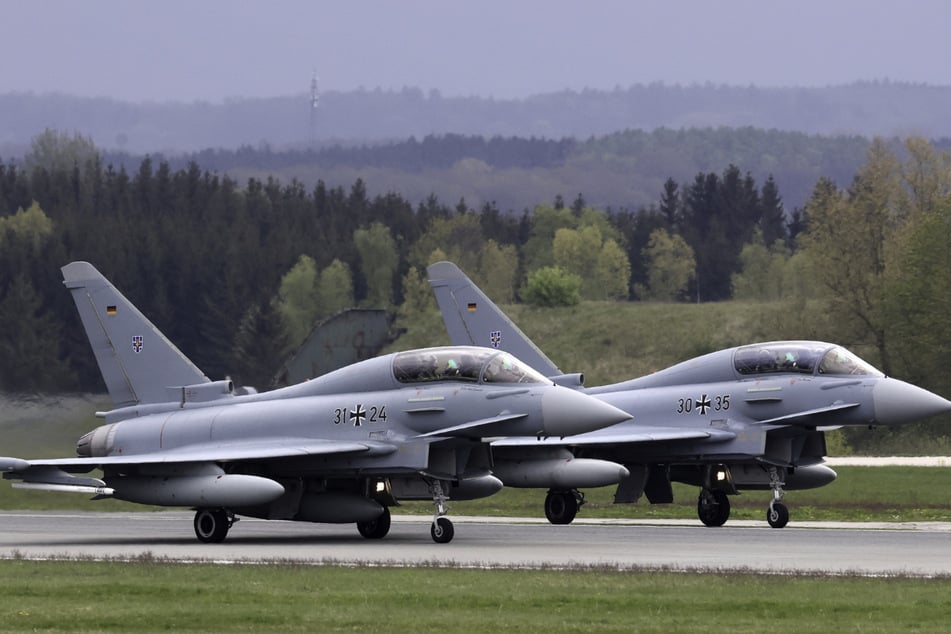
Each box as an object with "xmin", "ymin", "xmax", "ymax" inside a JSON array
[{"xmin": 1, "ymin": 511, "xmax": 949, "ymax": 577}]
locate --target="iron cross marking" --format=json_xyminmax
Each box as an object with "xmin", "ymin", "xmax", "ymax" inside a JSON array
[
  {"xmin": 697, "ymin": 394, "xmax": 712, "ymax": 416},
  {"xmin": 349, "ymin": 404, "xmax": 367, "ymax": 426}
]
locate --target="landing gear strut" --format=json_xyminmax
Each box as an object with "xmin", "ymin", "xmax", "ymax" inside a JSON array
[
  {"xmin": 697, "ymin": 489, "xmax": 731, "ymax": 527},
  {"xmin": 545, "ymin": 489, "xmax": 584, "ymax": 524},
  {"xmin": 194, "ymin": 508, "xmax": 235, "ymax": 543},
  {"xmin": 766, "ymin": 466, "xmax": 789, "ymax": 529},
  {"xmin": 429, "ymin": 479, "xmax": 454, "ymax": 543}
]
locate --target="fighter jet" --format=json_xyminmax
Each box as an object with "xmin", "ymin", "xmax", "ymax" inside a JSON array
[
  {"xmin": 427, "ymin": 261, "xmax": 951, "ymax": 528},
  {"xmin": 0, "ymin": 262, "xmax": 630, "ymax": 544}
]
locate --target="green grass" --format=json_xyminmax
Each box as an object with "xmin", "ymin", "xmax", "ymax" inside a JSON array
[{"xmin": 0, "ymin": 560, "xmax": 948, "ymax": 632}]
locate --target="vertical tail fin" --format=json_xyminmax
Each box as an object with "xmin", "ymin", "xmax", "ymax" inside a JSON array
[
  {"xmin": 426, "ymin": 261, "xmax": 561, "ymax": 376},
  {"xmin": 62, "ymin": 262, "xmax": 209, "ymax": 407}
]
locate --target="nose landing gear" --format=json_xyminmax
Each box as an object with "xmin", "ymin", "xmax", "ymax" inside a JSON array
[
  {"xmin": 429, "ymin": 479, "xmax": 454, "ymax": 543},
  {"xmin": 766, "ymin": 466, "xmax": 789, "ymax": 528}
]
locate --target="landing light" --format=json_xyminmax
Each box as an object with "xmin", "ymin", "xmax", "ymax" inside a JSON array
[
  {"xmin": 716, "ymin": 469, "xmax": 727, "ymax": 482},
  {"xmin": 375, "ymin": 480, "xmax": 387, "ymax": 493}
]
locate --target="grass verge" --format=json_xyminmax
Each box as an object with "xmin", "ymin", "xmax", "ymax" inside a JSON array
[{"xmin": 0, "ymin": 560, "xmax": 949, "ymax": 633}]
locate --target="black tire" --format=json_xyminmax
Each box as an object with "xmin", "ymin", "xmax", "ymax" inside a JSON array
[
  {"xmin": 194, "ymin": 508, "xmax": 230, "ymax": 543},
  {"xmin": 357, "ymin": 507, "xmax": 391, "ymax": 539},
  {"xmin": 767, "ymin": 502, "xmax": 790, "ymax": 529},
  {"xmin": 431, "ymin": 517, "xmax": 454, "ymax": 543},
  {"xmin": 697, "ymin": 490, "xmax": 730, "ymax": 527},
  {"xmin": 545, "ymin": 490, "xmax": 578, "ymax": 525}
]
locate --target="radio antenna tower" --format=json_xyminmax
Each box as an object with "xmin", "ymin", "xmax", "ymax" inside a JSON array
[{"xmin": 309, "ymin": 70, "xmax": 320, "ymax": 145}]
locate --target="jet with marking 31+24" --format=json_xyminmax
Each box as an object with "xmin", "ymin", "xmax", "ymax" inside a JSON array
[
  {"xmin": 427, "ymin": 261, "xmax": 951, "ymax": 529},
  {"xmin": 0, "ymin": 262, "xmax": 630, "ymax": 544}
]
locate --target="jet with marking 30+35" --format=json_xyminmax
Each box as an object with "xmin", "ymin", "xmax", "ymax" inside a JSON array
[
  {"xmin": 0, "ymin": 262, "xmax": 630, "ymax": 544},
  {"xmin": 428, "ymin": 261, "xmax": 951, "ymax": 529}
]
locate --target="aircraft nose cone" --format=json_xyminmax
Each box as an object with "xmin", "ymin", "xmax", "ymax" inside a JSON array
[
  {"xmin": 541, "ymin": 388, "xmax": 631, "ymax": 436},
  {"xmin": 873, "ymin": 379, "xmax": 951, "ymax": 425}
]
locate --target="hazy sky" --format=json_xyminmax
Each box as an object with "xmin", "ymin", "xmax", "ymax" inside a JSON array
[{"xmin": 5, "ymin": 1, "xmax": 951, "ymax": 103}]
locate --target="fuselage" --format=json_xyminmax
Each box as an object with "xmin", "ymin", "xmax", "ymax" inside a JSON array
[{"xmin": 569, "ymin": 341, "xmax": 950, "ymax": 466}]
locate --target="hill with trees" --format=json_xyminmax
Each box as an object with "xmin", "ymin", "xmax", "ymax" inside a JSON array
[{"xmin": 4, "ymin": 81, "xmax": 951, "ymax": 154}]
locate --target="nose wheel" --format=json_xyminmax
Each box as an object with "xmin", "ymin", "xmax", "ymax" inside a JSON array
[
  {"xmin": 429, "ymin": 479, "xmax": 454, "ymax": 543},
  {"xmin": 431, "ymin": 516, "xmax": 454, "ymax": 543},
  {"xmin": 767, "ymin": 501, "xmax": 790, "ymax": 528},
  {"xmin": 766, "ymin": 466, "xmax": 789, "ymax": 528}
]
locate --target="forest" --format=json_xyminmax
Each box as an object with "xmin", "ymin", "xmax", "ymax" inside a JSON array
[
  {"xmin": 121, "ymin": 127, "xmax": 871, "ymax": 214},
  {"xmin": 1, "ymin": 130, "xmax": 951, "ymax": 454}
]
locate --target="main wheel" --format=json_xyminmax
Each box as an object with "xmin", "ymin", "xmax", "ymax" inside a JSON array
[
  {"xmin": 194, "ymin": 508, "xmax": 230, "ymax": 543},
  {"xmin": 431, "ymin": 517, "xmax": 454, "ymax": 543},
  {"xmin": 697, "ymin": 490, "xmax": 730, "ymax": 527},
  {"xmin": 767, "ymin": 502, "xmax": 790, "ymax": 529},
  {"xmin": 357, "ymin": 507, "xmax": 391, "ymax": 539},
  {"xmin": 545, "ymin": 490, "xmax": 578, "ymax": 525}
]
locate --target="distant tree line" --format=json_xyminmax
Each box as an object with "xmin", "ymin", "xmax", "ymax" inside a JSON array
[
  {"xmin": 173, "ymin": 134, "xmax": 576, "ymax": 172},
  {"xmin": 6, "ymin": 81, "xmax": 951, "ymax": 153},
  {"xmin": 95, "ymin": 127, "xmax": 870, "ymax": 213}
]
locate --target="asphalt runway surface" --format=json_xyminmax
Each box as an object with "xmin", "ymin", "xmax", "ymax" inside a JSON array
[{"xmin": 1, "ymin": 511, "xmax": 949, "ymax": 577}]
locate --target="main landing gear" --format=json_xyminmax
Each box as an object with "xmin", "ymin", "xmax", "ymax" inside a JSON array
[
  {"xmin": 429, "ymin": 479, "xmax": 454, "ymax": 543},
  {"xmin": 697, "ymin": 489, "xmax": 731, "ymax": 527},
  {"xmin": 194, "ymin": 508, "xmax": 236, "ymax": 543},
  {"xmin": 357, "ymin": 506, "xmax": 392, "ymax": 539},
  {"xmin": 544, "ymin": 489, "xmax": 584, "ymax": 524}
]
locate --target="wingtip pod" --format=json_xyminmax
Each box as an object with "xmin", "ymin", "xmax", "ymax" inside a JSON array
[
  {"xmin": 873, "ymin": 378, "xmax": 951, "ymax": 426},
  {"xmin": 541, "ymin": 387, "xmax": 631, "ymax": 436},
  {"xmin": 0, "ymin": 457, "xmax": 30, "ymax": 472}
]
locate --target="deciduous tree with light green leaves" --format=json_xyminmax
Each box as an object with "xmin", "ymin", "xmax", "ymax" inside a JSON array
[
  {"xmin": 731, "ymin": 230, "xmax": 789, "ymax": 301},
  {"xmin": 553, "ymin": 221, "xmax": 631, "ymax": 300},
  {"xmin": 640, "ymin": 228, "xmax": 695, "ymax": 301},
  {"xmin": 354, "ymin": 222, "xmax": 397, "ymax": 308},
  {"xmin": 522, "ymin": 266, "xmax": 581, "ymax": 307},
  {"xmin": 275, "ymin": 255, "xmax": 321, "ymax": 348},
  {"xmin": 880, "ymin": 140, "xmax": 951, "ymax": 394},
  {"xmin": 317, "ymin": 259, "xmax": 355, "ymax": 319},
  {"xmin": 475, "ymin": 240, "xmax": 518, "ymax": 304},
  {"xmin": 0, "ymin": 201, "xmax": 54, "ymax": 250},
  {"xmin": 799, "ymin": 140, "xmax": 904, "ymax": 373},
  {"xmin": 595, "ymin": 238, "xmax": 631, "ymax": 300}
]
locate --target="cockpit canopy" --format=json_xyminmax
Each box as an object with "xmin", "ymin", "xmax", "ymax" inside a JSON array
[
  {"xmin": 393, "ymin": 346, "xmax": 549, "ymax": 385},
  {"xmin": 733, "ymin": 343, "xmax": 884, "ymax": 377}
]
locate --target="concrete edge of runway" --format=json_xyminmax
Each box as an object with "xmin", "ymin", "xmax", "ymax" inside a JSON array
[
  {"xmin": 2, "ymin": 511, "xmax": 950, "ymax": 578},
  {"xmin": 3, "ymin": 509, "xmax": 951, "ymax": 532}
]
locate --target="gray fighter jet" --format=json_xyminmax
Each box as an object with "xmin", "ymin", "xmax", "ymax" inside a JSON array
[
  {"xmin": 0, "ymin": 262, "xmax": 630, "ymax": 543},
  {"xmin": 428, "ymin": 261, "xmax": 951, "ymax": 528}
]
